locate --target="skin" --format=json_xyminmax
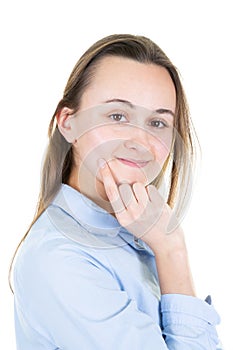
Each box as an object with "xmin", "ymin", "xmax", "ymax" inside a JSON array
[
  {"xmin": 57, "ymin": 56, "xmax": 196, "ymax": 296},
  {"xmin": 59, "ymin": 57, "xmax": 175, "ymax": 211}
]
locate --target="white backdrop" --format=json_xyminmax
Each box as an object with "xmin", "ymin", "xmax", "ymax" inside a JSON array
[{"xmin": 1, "ymin": 0, "xmax": 232, "ymax": 348}]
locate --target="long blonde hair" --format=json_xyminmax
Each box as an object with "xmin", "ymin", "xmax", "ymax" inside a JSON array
[{"xmin": 9, "ymin": 34, "xmax": 197, "ymax": 291}]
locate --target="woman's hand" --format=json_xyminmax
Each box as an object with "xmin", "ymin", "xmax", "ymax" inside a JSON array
[
  {"xmin": 98, "ymin": 158, "xmax": 196, "ymax": 296},
  {"xmin": 98, "ymin": 158, "xmax": 184, "ymax": 254}
]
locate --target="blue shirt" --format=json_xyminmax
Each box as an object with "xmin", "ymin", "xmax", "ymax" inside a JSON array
[{"xmin": 14, "ymin": 184, "xmax": 222, "ymax": 349}]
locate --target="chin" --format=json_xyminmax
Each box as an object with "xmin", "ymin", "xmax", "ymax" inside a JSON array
[
  {"xmin": 113, "ymin": 172, "xmax": 150, "ymax": 186},
  {"xmin": 94, "ymin": 158, "xmax": 156, "ymax": 186}
]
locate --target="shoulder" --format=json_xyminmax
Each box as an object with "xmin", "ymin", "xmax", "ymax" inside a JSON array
[
  {"xmin": 13, "ymin": 206, "xmax": 119, "ymax": 329},
  {"xmin": 14, "ymin": 206, "xmax": 114, "ymax": 287}
]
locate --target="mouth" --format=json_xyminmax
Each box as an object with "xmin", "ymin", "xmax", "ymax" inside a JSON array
[{"xmin": 116, "ymin": 157, "xmax": 150, "ymax": 168}]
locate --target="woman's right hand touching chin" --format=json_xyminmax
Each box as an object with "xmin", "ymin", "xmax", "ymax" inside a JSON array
[{"xmin": 98, "ymin": 158, "xmax": 196, "ymax": 296}]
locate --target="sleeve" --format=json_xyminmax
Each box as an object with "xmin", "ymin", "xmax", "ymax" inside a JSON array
[
  {"xmin": 27, "ymin": 243, "xmax": 221, "ymax": 350},
  {"xmin": 26, "ymin": 243, "xmax": 168, "ymax": 349},
  {"xmin": 161, "ymin": 294, "xmax": 222, "ymax": 349}
]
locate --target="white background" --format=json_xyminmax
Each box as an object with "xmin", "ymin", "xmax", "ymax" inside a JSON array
[{"xmin": 1, "ymin": 0, "xmax": 232, "ymax": 348}]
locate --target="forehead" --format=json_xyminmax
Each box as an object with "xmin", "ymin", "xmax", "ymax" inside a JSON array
[{"xmin": 80, "ymin": 56, "xmax": 176, "ymax": 113}]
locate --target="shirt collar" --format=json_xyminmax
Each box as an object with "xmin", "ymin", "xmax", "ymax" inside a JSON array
[
  {"xmin": 52, "ymin": 184, "xmax": 121, "ymax": 237},
  {"xmin": 50, "ymin": 184, "xmax": 154, "ymax": 255}
]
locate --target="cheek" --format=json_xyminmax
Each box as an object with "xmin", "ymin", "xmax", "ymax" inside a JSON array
[
  {"xmin": 77, "ymin": 129, "xmax": 113, "ymax": 157},
  {"xmin": 76, "ymin": 129, "xmax": 121, "ymax": 176},
  {"xmin": 151, "ymin": 134, "xmax": 173, "ymax": 165}
]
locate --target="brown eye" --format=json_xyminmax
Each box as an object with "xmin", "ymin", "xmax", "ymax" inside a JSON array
[
  {"xmin": 109, "ymin": 113, "xmax": 127, "ymax": 122},
  {"xmin": 150, "ymin": 120, "xmax": 167, "ymax": 128}
]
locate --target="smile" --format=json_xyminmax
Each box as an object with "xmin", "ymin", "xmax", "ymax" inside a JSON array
[{"xmin": 116, "ymin": 158, "xmax": 149, "ymax": 168}]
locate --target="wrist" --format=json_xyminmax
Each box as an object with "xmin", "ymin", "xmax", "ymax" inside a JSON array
[
  {"xmin": 154, "ymin": 242, "xmax": 196, "ymax": 296},
  {"xmin": 148, "ymin": 227, "xmax": 187, "ymax": 256}
]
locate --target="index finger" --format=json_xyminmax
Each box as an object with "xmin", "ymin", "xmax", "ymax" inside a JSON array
[{"xmin": 98, "ymin": 159, "xmax": 125, "ymax": 214}]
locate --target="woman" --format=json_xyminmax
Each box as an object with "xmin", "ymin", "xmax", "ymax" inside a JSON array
[{"xmin": 12, "ymin": 34, "xmax": 222, "ymax": 349}]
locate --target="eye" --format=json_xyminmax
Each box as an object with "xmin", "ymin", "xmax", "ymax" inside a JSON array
[
  {"xmin": 150, "ymin": 119, "xmax": 168, "ymax": 128},
  {"xmin": 108, "ymin": 113, "xmax": 127, "ymax": 122}
]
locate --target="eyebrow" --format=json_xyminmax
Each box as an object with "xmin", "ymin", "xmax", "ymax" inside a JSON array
[{"xmin": 103, "ymin": 98, "xmax": 175, "ymax": 118}]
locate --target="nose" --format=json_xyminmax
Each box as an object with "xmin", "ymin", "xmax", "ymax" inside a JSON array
[{"xmin": 123, "ymin": 126, "xmax": 154, "ymax": 154}]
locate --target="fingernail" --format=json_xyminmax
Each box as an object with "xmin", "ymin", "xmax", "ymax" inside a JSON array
[{"xmin": 98, "ymin": 158, "xmax": 106, "ymax": 168}]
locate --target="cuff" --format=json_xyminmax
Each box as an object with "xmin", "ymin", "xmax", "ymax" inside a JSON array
[{"xmin": 161, "ymin": 294, "xmax": 221, "ymax": 327}]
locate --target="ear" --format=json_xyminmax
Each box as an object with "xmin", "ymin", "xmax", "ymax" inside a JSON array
[{"xmin": 56, "ymin": 107, "xmax": 76, "ymax": 143}]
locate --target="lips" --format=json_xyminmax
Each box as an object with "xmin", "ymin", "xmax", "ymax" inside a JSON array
[{"xmin": 116, "ymin": 157, "xmax": 149, "ymax": 168}]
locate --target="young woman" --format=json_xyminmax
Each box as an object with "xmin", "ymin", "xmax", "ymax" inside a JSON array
[{"xmin": 12, "ymin": 34, "xmax": 222, "ymax": 349}]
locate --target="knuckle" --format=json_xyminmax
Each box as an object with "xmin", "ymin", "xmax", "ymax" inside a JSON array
[
  {"xmin": 133, "ymin": 182, "xmax": 143, "ymax": 190},
  {"xmin": 119, "ymin": 183, "xmax": 130, "ymax": 191}
]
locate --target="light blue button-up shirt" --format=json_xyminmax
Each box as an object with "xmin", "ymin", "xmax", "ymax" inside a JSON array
[{"xmin": 14, "ymin": 184, "xmax": 222, "ymax": 349}]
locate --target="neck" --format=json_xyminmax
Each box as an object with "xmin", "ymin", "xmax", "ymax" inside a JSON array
[{"xmin": 67, "ymin": 165, "xmax": 116, "ymax": 217}]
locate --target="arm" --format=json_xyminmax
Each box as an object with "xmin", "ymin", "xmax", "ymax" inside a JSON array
[
  {"xmin": 14, "ymin": 211, "xmax": 221, "ymax": 350},
  {"xmin": 99, "ymin": 159, "xmax": 221, "ymax": 349},
  {"xmin": 99, "ymin": 159, "xmax": 195, "ymax": 296},
  {"xmin": 16, "ymin": 242, "xmax": 170, "ymax": 350},
  {"xmin": 155, "ymin": 241, "xmax": 195, "ymax": 295}
]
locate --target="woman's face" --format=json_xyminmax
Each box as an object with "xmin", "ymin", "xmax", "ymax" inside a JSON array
[{"xmin": 70, "ymin": 56, "xmax": 176, "ymax": 198}]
